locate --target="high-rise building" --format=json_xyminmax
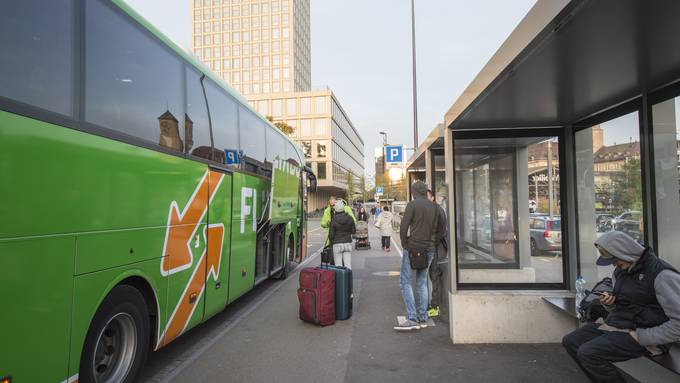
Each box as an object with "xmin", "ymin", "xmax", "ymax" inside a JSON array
[
  {"xmin": 191, "ymin": 0, "xmax": 311, "ymax": 96},
  {"xmin": 191, "ymin": 0, "xmax": 364, "ymax": 211}
]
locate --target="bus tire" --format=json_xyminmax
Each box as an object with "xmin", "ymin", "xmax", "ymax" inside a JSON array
[{"xmin": 79, "ymin": 285, "xmax": 150, "ymax": 383}]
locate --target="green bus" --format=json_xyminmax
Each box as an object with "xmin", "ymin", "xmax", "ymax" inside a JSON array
[{"xmin": 0, "ymin": 1, "xmax": 316, "ymax": 382}]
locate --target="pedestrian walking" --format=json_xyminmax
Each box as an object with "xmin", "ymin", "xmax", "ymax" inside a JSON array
[
  {"xmin": 329, "ymin": 200, "xmax": 356, "ymax": 269},
  {"xmin": 394, "ymin": 181, "xmax": 445, "ymax": 331},
  {"xmin": 357, "ymin": 207, "xmax": 369, "ymax": 222},
  {"xmin": 320, "ymin": 196, "xmax": 356, "ymax": 246},
  {"xmin": 374, "ymin": 206, "xmax": 393, "ymax": 252}
]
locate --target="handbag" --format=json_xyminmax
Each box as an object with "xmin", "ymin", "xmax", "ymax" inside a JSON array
[
  {"xmin": 321, "ymin": 245, "xmax": 334, "ymax": 264},
  {"xmin": 408, "ymin": 204, "xmax": 440, "ymax": 270}
]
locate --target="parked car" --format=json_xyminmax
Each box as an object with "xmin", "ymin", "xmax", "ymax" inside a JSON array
[
  {"xmin": 612, "ymin": 210, "xmax": 642, "ymax": 241},
  {"xmin": 529, "ymin": 216, "xmax": 562, "ymax": 256}
]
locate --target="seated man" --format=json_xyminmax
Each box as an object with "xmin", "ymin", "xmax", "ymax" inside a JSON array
[{"xmin": 562, "ymin": 231, "xmax": 680, "ymax": 382}]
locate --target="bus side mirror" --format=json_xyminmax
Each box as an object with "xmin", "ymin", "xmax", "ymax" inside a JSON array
[{"xmin": 304, "ymin": 166, "xmax": 317, "ymax": 192}]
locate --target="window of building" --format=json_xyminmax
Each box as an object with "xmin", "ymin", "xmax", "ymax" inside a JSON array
[
  {"xmin": 314, "ymin": 97, "xmax": 326, "ymax": 114},
  {"xmin": 301, "ymin": 141, "xmax": 312, "ymax": 158},
  {"xmin": 575, "ymin": 112, "xmax": 642, "ymax": 288},
  {"xmin": 272, "ymin": 82, "xmax": 280, "ymax": 93},
  {"xmin": 652, "ymin": 95, "xmax": 680, "ymax": 267},
  {"xmin": 262, "ymin": 2, "xmax": 269, "ymax": 13},
  {"xmin": 252, "ymin": 3, "xmax": 259, "ymax": 14},
  {"xmin": 231, "ymin": 5, "xmax": 240, "ymax": 17},
  {"xmin": 0, "ymin": 0, "xmax": 75, "ymax": 116},
  {"xmin": 316, "ymin": 141, "xmax": 327, "ymax": 158},
  {"xmin": 301, "ymin": 97, "xmax": 311, "ymax": 114},
  {"xmin": 282, "ymin": 27, "xmax": 289, "ymax": 39},
  {"xmin": 314, "ymin": 119, "xmax": 327, "ymax": 136},
  {"xmin": 272, "ymin": 99, "xmax": 282, "ymax": 117},
  {"xmin": 257, "ymin": 100, "xmax": 268, "ymax": 116},
  {"xmin": 283, "ymin": 82, "xmax": 290, "ymax": 92},
  {"xmin": 300, "ymin": 119, "xmax": 311, "ymax": 136},
  {"xmin": 232, "ymin": 31, "xmax": 240, "ymax": 43},
  {"xmin": 272, "ymin": 14, "xmax": 279, "ymax": 26},
  {"xmin": 317, "ymin": 162, "xmax": 327, "ymax": 180},
  {"xmin": 86, "ymin": 0, "xmax": 187, "ymax": 151},
  {"xmin": 233, "ymin": 58, "xmax": 240, "ymax": 69},
  {"xmin": 286, "ymin": 98, "xmax": 296, "ymax": 116},
  {"xmin": 454, "ymin": 134, "xmax": 564, "ymax": 287},
  {"xmin": 252, "ymin": 83, "xmax": 260, "ymax": 94},
  {"xmin": 263, "ymin": 83, "xmax": 270, "ymax": 93}
]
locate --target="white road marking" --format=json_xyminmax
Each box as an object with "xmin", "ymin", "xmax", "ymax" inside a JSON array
[
  {"xmin": 391, "ymin": 237, "xmax": 403, "ymax": 258},
  {"xmin": 159, "ymin": 248, "xmax": 323, "ymax": 383}
]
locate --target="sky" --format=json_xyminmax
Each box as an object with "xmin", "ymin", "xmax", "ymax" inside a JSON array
[{"xmin": 125, "ymin": 0, "xmax": 537, "ymax": 177}]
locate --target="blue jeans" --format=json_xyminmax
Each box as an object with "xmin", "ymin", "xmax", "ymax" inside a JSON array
[{"xmin": 400, "ymin": 249, "xmax": 435, "ymax": 321}]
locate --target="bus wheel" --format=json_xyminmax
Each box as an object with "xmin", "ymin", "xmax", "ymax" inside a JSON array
[{"xmin": 80, "ymin": 285, "xmax": 150, "ymax": 383}]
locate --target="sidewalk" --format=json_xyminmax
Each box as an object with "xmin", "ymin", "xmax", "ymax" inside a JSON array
[{"xmin": 168, "ymin": 224, "xmax": 586, "ymax": 382}]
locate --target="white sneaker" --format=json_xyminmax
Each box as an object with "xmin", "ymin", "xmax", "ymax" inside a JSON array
[{"xmin": 394, "ymin": 319, "xmax": 421, "ymax": 331}]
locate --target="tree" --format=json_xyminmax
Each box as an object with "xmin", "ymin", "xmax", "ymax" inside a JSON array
[
  {"xmin": 346, "ymin": 170, "xmax": 355, "ymax": 204},
  {"xmin": 610, "ymin": 157, "xmax": 642, "ymax": 212},
  {"xmin": 265, "ymin": 115, "xmax": 295, "ymax": 136}
]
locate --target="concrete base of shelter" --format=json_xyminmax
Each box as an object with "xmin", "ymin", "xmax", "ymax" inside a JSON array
[{"xmin": 448, "ymin": 290, "xmax": 577, "ymax": 343}]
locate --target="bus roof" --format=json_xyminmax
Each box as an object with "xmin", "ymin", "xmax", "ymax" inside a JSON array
[{"xmin": 113, "ymin": 0, "xmax": 304, "ymax": 164}]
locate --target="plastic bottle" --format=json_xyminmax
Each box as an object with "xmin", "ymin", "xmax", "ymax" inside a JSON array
[{"xmin": 575, "ymin": 276, "xmax": 586, "ymax": 319}]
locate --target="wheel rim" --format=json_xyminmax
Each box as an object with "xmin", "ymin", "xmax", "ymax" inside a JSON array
[{"xmin": 92, "ymin": 313, "xmax": 138, "ymax": 383}]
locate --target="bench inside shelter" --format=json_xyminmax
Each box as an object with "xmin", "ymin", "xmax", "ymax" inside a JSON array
[{"xmin": 541, "ymin": 296, "xmax": 680, "ymax": 381}]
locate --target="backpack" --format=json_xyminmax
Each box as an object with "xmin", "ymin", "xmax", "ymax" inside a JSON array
[{"xmin": 578, "ymin": 277, "xmax": 613, "ymax": 322}]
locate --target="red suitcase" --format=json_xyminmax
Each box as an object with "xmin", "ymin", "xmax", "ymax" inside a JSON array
[{"xmin": 298, "ymin": 267, "xmax": 335, "ymax": 326}]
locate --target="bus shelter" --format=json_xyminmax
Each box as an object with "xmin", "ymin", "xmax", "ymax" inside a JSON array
[{"xmin": 420, "ymin": 0, "xmax": 680, "ymax": 343}]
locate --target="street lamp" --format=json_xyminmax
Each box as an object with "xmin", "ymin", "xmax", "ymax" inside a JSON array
[{"xmin": 379, "ymin": 131, "xmax": 388, "ymax": 146}]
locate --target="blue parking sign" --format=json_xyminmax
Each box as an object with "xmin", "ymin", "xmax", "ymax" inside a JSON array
[
  {"xmin": 225, "ymin": 149, "xmax": 242, "ymax": 164},
  {"xmin": 385, "ymin": 145, "xmax": 403, "ymax": 163}
]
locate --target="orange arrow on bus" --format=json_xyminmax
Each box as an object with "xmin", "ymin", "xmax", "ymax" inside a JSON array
[
  {"xmin": 158, "ymin": 224, "xmax": 225, "ymax": 348},
  {"xmin": 161, "ymin": 171, "xmax": 224, "ymax": 275}
]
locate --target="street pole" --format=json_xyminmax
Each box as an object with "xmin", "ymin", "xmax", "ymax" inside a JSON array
[
  {"xmin": 547, "ymin": 140, "xmax": 554, "ymax": 219},
  {"xmin": 411, "ymin": 0, "xmax": 419, "ymax": 149}
]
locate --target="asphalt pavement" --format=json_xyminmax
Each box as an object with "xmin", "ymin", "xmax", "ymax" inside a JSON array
[{"xmin": 141, "ymin": 219, "xmax": 586, "ymax": 383}]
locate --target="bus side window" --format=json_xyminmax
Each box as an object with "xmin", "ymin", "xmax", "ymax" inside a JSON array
[
  {"xmin": 0, "ymin": 0, "xmax": 75, "ymax": 116},
  {"xmin": 85, "ymin": 0, "xmax": 185, "ymax": 152},
  {"xmin": 204, "ymin": 79, "xmax": 239, "ymax": 168},
  {"xmin": 239, "ymin": 107, "xmax": 266, "ymax": 168},
  {"xmin": 185, "ymin": 68, "xmax": 214, "ymax": 161}
]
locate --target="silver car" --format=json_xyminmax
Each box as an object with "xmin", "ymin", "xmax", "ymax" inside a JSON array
[{"xmin": 529, "ymin": 216, "xmax": 562, "ymax": 256}]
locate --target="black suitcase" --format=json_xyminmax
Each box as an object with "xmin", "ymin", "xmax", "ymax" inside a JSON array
[{"xmin": 325, "ymin": 265, "xmax": 353, "ymax": 320}]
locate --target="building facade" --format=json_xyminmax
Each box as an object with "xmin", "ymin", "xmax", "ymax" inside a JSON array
[
  {"xmin": 191, "ymin": 0, "xmax": 311, "ymax": 96},
  {"xmin": 248, "ymin": 89, "xmax": 365, "ymax": 211},
  {"xmin": 191, "ymin": 0, "xmax": 364, "ymax": 212}
]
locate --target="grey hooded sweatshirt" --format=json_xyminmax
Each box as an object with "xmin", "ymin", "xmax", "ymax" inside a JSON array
[{"xmin": 595, "ymin": 231, "xmax": 680, "ymax": 347}]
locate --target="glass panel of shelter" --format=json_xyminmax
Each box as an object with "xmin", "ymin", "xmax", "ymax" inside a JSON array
[
  {"xmin": 652, "ymin": 95, "xmax": 680, "ymax": 269},
  {"xmin": 575, "ymin": 111, "xmax": 643, "ymax": 289},
  {"xmin": 454, "ymin": 136, "xmax": 564, "ymax": 285}
]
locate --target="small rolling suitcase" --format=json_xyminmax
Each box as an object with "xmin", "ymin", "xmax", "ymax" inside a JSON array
[
  {"xmin": 297, "ymin": 267, "xmax": 335, "ymax": 326},
  {"xmin": 325, "ymin": 265, "xmax": 353, "ymax": 320}
]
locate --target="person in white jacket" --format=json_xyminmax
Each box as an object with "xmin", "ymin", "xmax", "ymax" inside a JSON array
[{"xmin": 374, "ymin": 206, "xmax": 394, "ymax": 252}]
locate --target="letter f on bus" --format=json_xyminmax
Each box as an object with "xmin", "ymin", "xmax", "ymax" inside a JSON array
[{"xmin": 240, "ymin": 187, "xmax": 257, "ymax": 234}]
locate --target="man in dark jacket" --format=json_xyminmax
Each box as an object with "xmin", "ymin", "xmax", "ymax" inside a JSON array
[
  {"xmin": 562, "ymin": 231, "xmax": 680, "ymax": 382},
  {"xmin": 394, "ymin": 181, "xmax": 445, "ymax": 331}
]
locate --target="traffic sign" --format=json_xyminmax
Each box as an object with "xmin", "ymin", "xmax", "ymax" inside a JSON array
[
  {"xmin": 384, "ymin": 145, "xmax": 403, "ymax": 168},
  {"xmin": 225, "ymin": 149, "xmax": 242, "ymax": 164},
  {"xmin": 376, "ymin": 186, "xmax": 384, "ymax": 195}
]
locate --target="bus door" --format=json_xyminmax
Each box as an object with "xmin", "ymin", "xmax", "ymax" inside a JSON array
[{"xmin": 204, "ymin": 168, "xmax": 233, "ymax": 319}]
